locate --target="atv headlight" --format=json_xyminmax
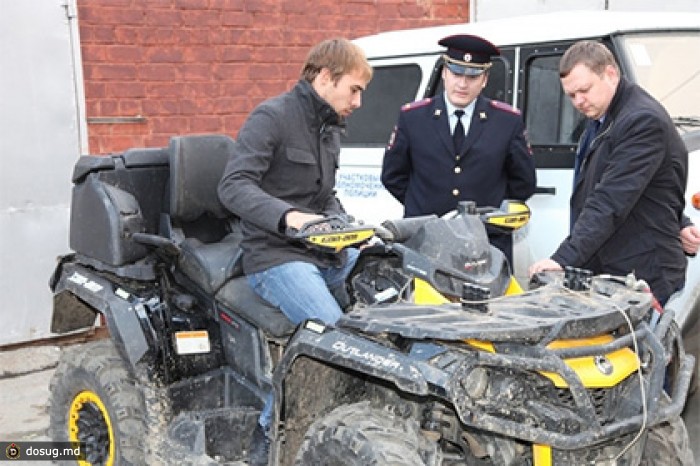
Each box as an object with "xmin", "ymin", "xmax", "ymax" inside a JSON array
[
  {"xmin": 461, "ymin": 366, "xmax": 489, "ymax": 399},
  {"xmin": 450, "ymin": 363, "xmax": 491, "ymax": 407}
]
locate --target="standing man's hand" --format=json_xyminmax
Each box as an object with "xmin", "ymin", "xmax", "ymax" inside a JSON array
[
  {"xmin": 528, "ymin": 258, "xmax": 563, "ymax": 277},
  {"xmin": 680, "ymin": 225, "xmax": 700, "ymax": 255}
]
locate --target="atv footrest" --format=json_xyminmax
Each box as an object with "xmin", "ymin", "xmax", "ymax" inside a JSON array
[{"xmin": 168, "ymin": 406, "xmax": 260, "ymax": 461}]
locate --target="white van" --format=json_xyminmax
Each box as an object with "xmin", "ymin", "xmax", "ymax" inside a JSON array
[{"xmin": 339, "ymin": 11, "xmax": 700, "ymax": 338}]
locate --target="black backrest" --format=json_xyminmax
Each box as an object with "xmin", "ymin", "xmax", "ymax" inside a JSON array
[
  {"xmin": 166, "ymin": 134, "xmax": 235, "ymax": 242},
  {"xmin": 168, "ymin": 134, "xmax": 234, "ymax": 222}
]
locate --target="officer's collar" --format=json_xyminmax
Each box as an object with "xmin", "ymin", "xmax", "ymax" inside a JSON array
[{"xmin": 444, "ymin": 93, "xmax": 477, "ymax": 119}]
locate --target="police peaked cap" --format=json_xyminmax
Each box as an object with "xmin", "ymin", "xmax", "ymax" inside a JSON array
[{"xmin": 439, "ymin": 34, "xmax": 500, "ymax": 76}]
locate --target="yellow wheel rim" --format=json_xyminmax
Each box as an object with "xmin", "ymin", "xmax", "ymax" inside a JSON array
[{"xmin": 68, "ymin": 390, "xmax": 115, "ymax": 466}]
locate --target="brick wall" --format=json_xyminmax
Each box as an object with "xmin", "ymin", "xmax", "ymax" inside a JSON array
[{"xmin": 78, "ymin": 0, "xmax": 469, "ymax": 154}]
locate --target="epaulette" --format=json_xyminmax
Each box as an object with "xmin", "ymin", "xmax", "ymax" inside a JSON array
[
  {"xmin": 490, "ymin": 100, "xmax": 521, "ymax": 115},
  {"xmin": 401, "ymin": 97, "xmax": 432, "ymax": 112}
]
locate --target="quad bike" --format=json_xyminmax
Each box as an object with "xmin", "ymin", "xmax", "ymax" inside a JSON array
[{"xmin": 48, "ymin": 134, "xmax": 695, "ymax": 465}]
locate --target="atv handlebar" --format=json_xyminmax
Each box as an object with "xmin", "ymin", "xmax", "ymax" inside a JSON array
[
  {"xmin": 379, "ymin": 215, "xmax": 437, "ymax": 242},
  {"xmin": 288, "ymin": 200, "xmax": 530, "ymax": 252},
  {"xmin": 460, "ymin": 200, "xmax": 530, "ymax": 231},
  {"xmin": 289, "ymin": 215, "xmax": 376, "ymax": 253},
  {"xmin": 285, "ymin": 215, "xmax": 355, "ymax": 238}
]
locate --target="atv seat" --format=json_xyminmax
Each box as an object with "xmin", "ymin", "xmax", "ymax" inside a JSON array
[{"xmin": 167, "ymin": 134, "xmax": 295, "ymax": 338}]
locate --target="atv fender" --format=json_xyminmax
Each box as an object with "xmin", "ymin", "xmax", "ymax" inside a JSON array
[
  {"xmin": 269, "ymin": 322, "xmax": 441, "ymax": 465},
  {"xmin": 277, "ymin": 322, "xmax": 436, "ymax": 395},
  {"xmin": 51, "ymin": 261, "xmax": 156, "ymax": 368}
]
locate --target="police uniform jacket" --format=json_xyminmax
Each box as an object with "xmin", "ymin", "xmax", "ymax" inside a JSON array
[
  {"xmin": 381, "ymin": 94, "xmax": 535, "ymax": 216},
  {"xmin": 217, "ymin": 79, "xmax": 347, "ymax": 275},
  {"xmin": 551, "ymin": 77, "xmax": 688, "ymax": 303},
  {"xmin": 381, "ymin": 93, "xmax": 536, "ymax": 262}
]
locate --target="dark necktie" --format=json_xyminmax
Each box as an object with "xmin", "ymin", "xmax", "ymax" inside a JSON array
[
  {"xmin": 573, "ymin": 119, "xmax": 601, "ymax": 185},
  {"xmin": 453, "ymin": 110, "xmax": 465, "ymax": 153}
]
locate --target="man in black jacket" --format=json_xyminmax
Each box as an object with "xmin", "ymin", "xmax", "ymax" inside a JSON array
[
  {"xmin": 217, "ymin": 38, "xmax": 372, "ymax": 465},
  {"xmin": 529, "ymin": 40, "xmax": 698, "ymax": 305},
  {"xmin": 218, "ymin": 38, "xmax": 371, "ymax": 323}
]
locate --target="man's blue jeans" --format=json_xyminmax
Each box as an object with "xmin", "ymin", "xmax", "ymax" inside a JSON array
[{"xmin": 247, "ymin": 248, "xmax": 359, "ymax": 430}]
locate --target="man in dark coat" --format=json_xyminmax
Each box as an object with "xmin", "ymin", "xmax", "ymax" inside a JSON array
[
  {"xmin": 381, "ymin": 34, "xmax": 536, "ymax": 266},
  {"xmin": 529, "ymin": 40, "xmax": 695, "ymax": 305},
  {"xmin": 218, "ymin": 38, "xmax": 372, "ymax": 324},
  {"xmin": 217, "ymin": 38, "xmax": 372, "ymax": 465}
]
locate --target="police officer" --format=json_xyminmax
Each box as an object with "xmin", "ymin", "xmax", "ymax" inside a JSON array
[{"xmin": 381, "ymin": 34, "xmax": 536, "ymax": 265}]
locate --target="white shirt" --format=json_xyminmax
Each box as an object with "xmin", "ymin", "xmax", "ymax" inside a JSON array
[{"xmin": 444, "ymin": 94, "xmax": 476, "ymax": 137}]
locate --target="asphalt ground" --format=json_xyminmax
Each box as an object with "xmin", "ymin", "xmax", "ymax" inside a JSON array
[
  {"xmin": 0, "ymin": 344, "xmax": 698, "ymax": 465},
  {"xmin": 0, "ymin": 346, "xmax": 57, "ymax": 465}
]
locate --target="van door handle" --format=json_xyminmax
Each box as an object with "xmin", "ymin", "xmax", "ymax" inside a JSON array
[{"xmin": 534, "ymin": 186, "xmax": 556, "ymax": 195}]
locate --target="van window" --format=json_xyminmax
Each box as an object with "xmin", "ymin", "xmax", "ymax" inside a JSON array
[
  {"xmin": 619, "ymin": 31, "xmax": 700, "ymax": 120},
  {"xmin": 342, "ymin": 64, "xmax": 422, "ymax": 146},
  {"xmin": 524, "ymin": 55, "xmax": 584, "ymax": 146},
  {"xmin": 483, "ymin": 57, "xmax": 509, "ymax": 103}
]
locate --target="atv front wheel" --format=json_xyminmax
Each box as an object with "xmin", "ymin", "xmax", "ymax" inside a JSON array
[
  {"xmin": 294, "ymin": 401, "xmax": 441, "ymax": 465},
  {"xmin": 49, "ymin": 339, "xmax": 147, "ymax": 465},
  {"xmin": 640, "ymin": 398, "xmax": 694, "ymax": 466},
  {"xmin": 681, "ymin": 302, "xmax": 700, "ymax": 395}
]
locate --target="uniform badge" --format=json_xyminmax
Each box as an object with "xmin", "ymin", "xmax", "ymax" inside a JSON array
[
  {"xmin": 524, "ymin": 129, "xmax": 533, "ymax": 156},
  {"xmin": 479, "ymin": 112, "xmax": 487, "ymax": 120},
  {"xmin": 490, "ymin": 100, "xmax": 521, "ymax": 115},
  {"xmin": 464, "ymin": 53, "xmax": 472, "ymax": 62},
  {"xmin": 387, "ymin": 126, "xmax": 397, "ymax": 150},
  {"xmin": 434, "ymin": 109, "xmax": 442, "ymax": 118},
  {"xmin": 402, "ymin": 97, "xmax": 432, "ymax": 112}
]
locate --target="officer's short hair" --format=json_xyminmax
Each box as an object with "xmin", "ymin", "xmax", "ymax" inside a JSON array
[
  {"xmin": 559, "ymin": 40, "xmax": 619, "ymax": 78},
  {"xmin": 301, "ymin": 38, "xmax": 373, "ymax": 84}
]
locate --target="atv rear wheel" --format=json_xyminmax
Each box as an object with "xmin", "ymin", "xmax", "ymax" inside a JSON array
[
  {"xmin": 49, "ymin": 339, "xmax": 147, "ymax": 466},
  {"xmin": 294, "ymin": 401, "xmax": 441, "ymax": 465}
]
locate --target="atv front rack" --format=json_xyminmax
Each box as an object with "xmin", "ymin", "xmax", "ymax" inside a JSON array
[{"xmin": 341, "ymin": 280, "xmax": 650, "ymax": 342}]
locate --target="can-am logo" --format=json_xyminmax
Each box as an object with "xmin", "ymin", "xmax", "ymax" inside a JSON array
[
  {"xmin": 464, "ymin": 259, "xmax": 487, "ymax": 271},
  {"xmin": 594, "ymin": 355, "xmax": 614, "ymax": 376}
]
